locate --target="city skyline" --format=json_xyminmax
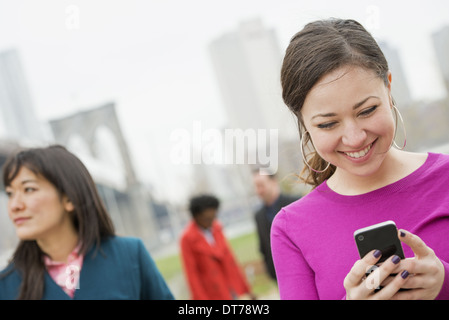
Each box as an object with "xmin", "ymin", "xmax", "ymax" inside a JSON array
[{"xmin": 0, "ymin": 0, "xmax": 448, "ymax": 203}]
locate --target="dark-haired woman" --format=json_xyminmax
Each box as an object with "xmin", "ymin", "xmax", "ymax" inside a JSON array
[
  {"xmin": 270, "ymin": 18, "xmax": 449, "ymax": 300},
  {"xmin": 0, "ymin": 145, "xmax": 174, "ymax": 300}
]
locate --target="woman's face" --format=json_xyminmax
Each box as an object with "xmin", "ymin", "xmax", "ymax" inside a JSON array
[
  {"xmin": 5, "ymin": 166, "xmax": 74, "ymax": 241},
  {"xmin": 194, "ymin": 208, "xmax": 217, "ymax": 229},
  {"xmin": 301, "ymin": 66, "xmax": 395, "ymax": 178}
]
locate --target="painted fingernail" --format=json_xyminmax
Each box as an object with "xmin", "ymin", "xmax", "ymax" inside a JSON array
[
  {"xmin": 373, "ymin": 250, "xmax": 382, "ymax": 258},
  {"xmin": 401, "ymin": 270, "xmax": 409, "ymax": 279},
  {"xmin": 392, "ymin": 255, "xmax": 401, "ymax": 264},
  {"xmin": 400, "ymin": 231, "xmax": 406, "ymax": 237}
]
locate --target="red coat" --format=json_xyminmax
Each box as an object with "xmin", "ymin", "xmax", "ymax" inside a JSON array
[{"xmin": 180, "ymin": 221, "xmax": 251, "ymax": 300}]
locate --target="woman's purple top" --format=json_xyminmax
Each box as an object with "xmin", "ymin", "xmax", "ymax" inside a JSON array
[{"xmin": 271, "ymin": 152, "xmax": 449, "ymax": 300}]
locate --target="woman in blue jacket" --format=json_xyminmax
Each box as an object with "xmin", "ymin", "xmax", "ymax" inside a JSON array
[{"xmin": 0, "ymin": 145, "xmax": 174, "ymax": 300}]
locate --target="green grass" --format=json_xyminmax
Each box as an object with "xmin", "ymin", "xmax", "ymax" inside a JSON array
[
  {"xmin": 155, "ymin": 253, "xmax": 183, "ymax": 281},
  {"xmin": 228, "ymin": 231, "xmax": 262, "ymax": 263},
  {"xmin": 154, "ymin": 230, "xmax": 278, "ymax": 299}
]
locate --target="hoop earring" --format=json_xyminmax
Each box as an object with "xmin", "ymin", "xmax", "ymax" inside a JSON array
[
  {"xmin": 392, "ymin": 104, "xmax": 407, "ymax": 150},
  {"xmin": 300, "ymin": 131, "xmax": 331, "ymax": 173}
]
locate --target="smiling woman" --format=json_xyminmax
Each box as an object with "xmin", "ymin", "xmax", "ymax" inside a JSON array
[
  {"xmin": 302, "ymin": 66, "xmax": 398, "ymax": 187},
  {"xmin": 270, "ymin": 18, "xmax": 449, "ymax": 300}
]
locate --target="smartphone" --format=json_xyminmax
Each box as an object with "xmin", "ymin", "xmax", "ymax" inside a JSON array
[
  {"xmin": 354, "ymin": 220, "xmax": 405, "ymax": 263},
  {"xmin": 354, "ymin": 220, "xmax": 406, "ymax": 292}
]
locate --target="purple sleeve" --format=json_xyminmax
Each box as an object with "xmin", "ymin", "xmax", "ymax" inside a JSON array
[
  {"xmin": 270, "ymin": 210, "xmax": 319, "ymax": 300},
  {"xmin": 435, "ymin": 259, "xmax": 449, "ymax": 300}
]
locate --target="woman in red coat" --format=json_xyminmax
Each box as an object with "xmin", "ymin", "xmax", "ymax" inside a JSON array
[{"xmin": 180, "ymin": 194, "xmax": 255, "ymax": 300}]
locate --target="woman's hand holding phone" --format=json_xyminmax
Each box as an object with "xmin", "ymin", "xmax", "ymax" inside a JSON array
[
  {"xmin": 344, "ymin": 229, "xmax": 445, "ymax": 300},
  {"xmin": 344, "ymin": 247, "xmax": 410, "ymax": 300},
  {"xmin": 388, "ymin": 230, "xmax": 445, "ymax": 300}
]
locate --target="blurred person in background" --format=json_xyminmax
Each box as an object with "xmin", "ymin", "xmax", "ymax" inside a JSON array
[
  {"xmin": 252, "ymin": 169, "xmax": 298, "ymax": 281},
  {"xmin": 0, "ymin": 145, "xmax": 174, "ymax": 300},
  {"xmin": 180, "ymin": 194, "xmax": 255, "ymax": 300}
]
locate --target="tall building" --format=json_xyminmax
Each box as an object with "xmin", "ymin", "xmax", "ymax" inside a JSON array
[
  {"xmin": 0, "ymin": 49, "xmax": 45, "ymax": 141},
  {"xmin": 209, "ymin": 18, "xmax": 297, "ymax": 143},
  {"xmin": 378, "ymin": 41, "xmax": 413, "ymax": 107},
  {"xmin": 432, "ymin": 25, "xmax": 449, "ymax": 95}
]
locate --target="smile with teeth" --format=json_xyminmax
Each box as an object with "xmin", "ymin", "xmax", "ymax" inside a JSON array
[{"xmin": 343, "ymin": 142, "xmax": 373, "ymax": 159}]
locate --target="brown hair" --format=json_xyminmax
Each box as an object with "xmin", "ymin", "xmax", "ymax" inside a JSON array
[
  {"xmin": 280, "ymin": 18, "xmax": 390, "ymax": 187},
  {"xmin": 1, "ymin": 145, "xmax": 115, "ymax": 299}
]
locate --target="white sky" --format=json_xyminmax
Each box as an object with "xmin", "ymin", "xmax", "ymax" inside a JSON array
[{"xmin": 0, "ymin": 0, "xmax": 448, "ymax": 203}]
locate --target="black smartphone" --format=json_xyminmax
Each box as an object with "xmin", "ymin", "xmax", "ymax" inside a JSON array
[
  {"xmin": 353, "ymin": 220, "xmax": 406, "ymax": 292},
  {"xmin": 354, "ymin": 220, "xmax": 405, "ymax": 263}
]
